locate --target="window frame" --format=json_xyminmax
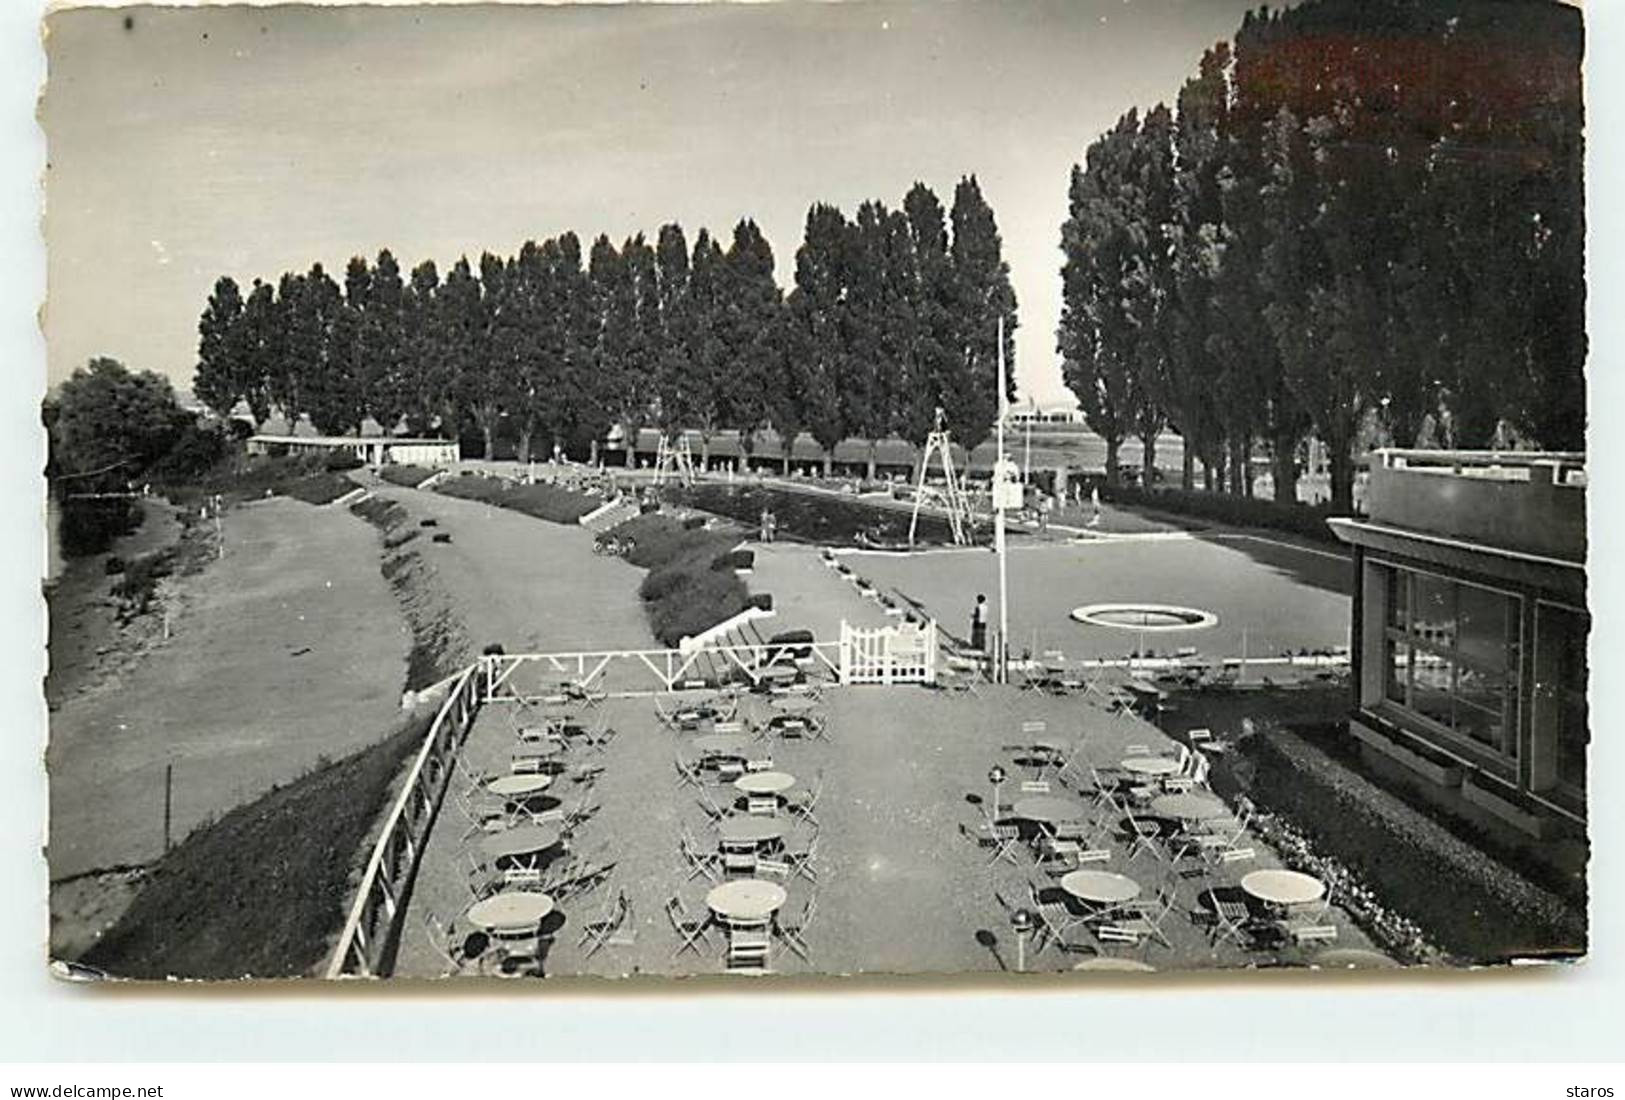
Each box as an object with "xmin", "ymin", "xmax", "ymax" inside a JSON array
[{"xmin": 1375, "ymin": 560, "xmax": 1524, "ymax": 781}]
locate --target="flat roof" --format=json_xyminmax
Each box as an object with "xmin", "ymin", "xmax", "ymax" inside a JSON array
[{"xmin": 249, "ymin": 434, "xmax": 456, "ymax": 447}]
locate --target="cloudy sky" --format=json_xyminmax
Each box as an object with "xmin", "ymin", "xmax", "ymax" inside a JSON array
[{"xmin": 42, "ymin": 0, "xmax": 1258, "ymax": 405}]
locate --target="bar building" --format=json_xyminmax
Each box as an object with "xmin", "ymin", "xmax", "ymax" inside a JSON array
[{"xmin": 1329, "ymin": 450, "xmax": 1587, "ymax": 861}]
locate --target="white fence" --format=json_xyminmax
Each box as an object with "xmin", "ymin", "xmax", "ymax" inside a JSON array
[
  {"xmin": 838, "ymin": 620, "xmax": 938, "ymax": 685},
  {"xmin": 324, "ymin": 662, "xmax": 482, "ymax": 979},
  {"xmin": 481, "ymin": 640, "xmax": 844, "ymax": 699}
]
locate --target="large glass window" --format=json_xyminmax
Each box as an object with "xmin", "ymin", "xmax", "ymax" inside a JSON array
[
  {"xmin": 1533, "ymin": 603, "xmax": 1588, "ymax": 801},
  {"xmin": 1381, "ymin": 565, "xmax": 1522, "ymax": 766}
]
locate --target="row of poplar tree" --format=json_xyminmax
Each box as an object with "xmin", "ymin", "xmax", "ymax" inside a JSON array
[
  {"xmin": 1058, "ymin": 0, "xmax": 1585, "ymax": 512},
  {"xmin": 194, "ymin": 176, "xmax": 1017, "ymax": 476}
]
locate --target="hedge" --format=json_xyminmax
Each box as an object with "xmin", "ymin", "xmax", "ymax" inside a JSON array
[
  {"xmin": 1097, "ymin": 483, "xmax": 1342, "ymax": 545},
  {"xmin": 377, "ymin": 464, "xmax": 436, "ymax": 488},
  {"xmin": 435, "ymin": 476, "xmax": 598, "ymax": 525},
  {"xmin": 605, "ymin": 512, "xmax": 751, "ymax": 647},
  {"xmin": 666, "ymin": 483, "xmax": 967, "ymax": 546}
]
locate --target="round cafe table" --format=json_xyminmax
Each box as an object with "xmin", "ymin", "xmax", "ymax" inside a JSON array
[
  {"xmin": 1060, "ymin": 870, "xmax": 1141, "ymax": 907},
  {"xmin": 1011, "ymin": 795, "xmax": 1087, "ymax": 825},
  {"xmin": 735, "ymin": 771, "xmax": 796, "ymax": 796},
  {"xmin": 480, "ymin": 822, "xmax": 563, "ymax": 863},
  {"xmin": 1149, "ymin": 792, "xmax": 1227, "ymax": 822},
  {"xmin": 717, "ymin": 816, "xmax": 784, "ymax": 847},
  {"xmin": 770, "ymin": 695, "xmax": 819, "ymax": 714},
  {"xmin": 466, "ymin": 891, "xmax": 554, "ymax": 932},
  {"xmin": 1123, "ymin": 680, "xmax": 1166, "ymax": 699},
  {"xmin": 706, "ymin": 879, "xmax": 788, "ymax": 924},
  {"xmin": 1120, "ymin": 756, "xmax": 1181, "ymax": 777},
  {"xmin": 1241, "ymin": 869, "xmax": 1326, "ymax": 908},
  {"xmin": 691, "ymin": 734, "xmax": 748, "ymax": 758},
  {"xmin": 485, "ymin": 774, "xmax": 553, "ymax": 798},
  {"xmin": 1073, "ymin": 957, "xmax": 1156, "ymax": 973}
]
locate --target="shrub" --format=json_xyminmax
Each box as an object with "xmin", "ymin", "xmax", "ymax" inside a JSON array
[
  {"xmin": 324, "ymin": 451, "xmax": 364, "ymax": 472},
  {"xmin": 104, "ymin": 555, "xmax": 126, "ymax": 575},
  {"xmin": 645, "ymin": 563, "xmax": 750, "ymax": 647},
  {"xmin": 283, "ymin": 472, "xmax": 358, "ymax": 506},
  {"xmin": 59, "ymin": 496, "xmax": 140, "ymax": 558},
  {"xmin": 434, "ymin": 476, "xmax": 596, "ymax": 525},
  {"xmin": 379, "ymin": 464, "xmax": 435, "ymax": 489},
  {"xmin": 682, "ymin": 515, "xmax": 706, "ymax": 530},
  {"xmin": 711, "ymin": 549, "xmax": 754, "ymax": 571},
  {"xmin": 1097, "ymin": 483, "xmax": 1340, "ymax": 544},
  {"xmin": 667, "ymin": 483, "xmax": 967, "ymax": 546},
  {"xmin": 749, "ymin": 593, "xmax": 773, "ymax": 611}
]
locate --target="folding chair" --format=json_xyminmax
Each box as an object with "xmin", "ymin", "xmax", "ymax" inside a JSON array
[
  {"xmin": 694, "ymin": 789, "xmax": 729, "ymax": 825},
  {"xmin": 1279, "ymin": 889, "xmax": 1340, "ymax": 947},
  {"xmin": 776, "ymin": 895, "xmax": 817, "ymax": 962},
  {"xmin": 784, "ymin": 768, "xmax": 824, "ymax": 827},
  {"xmin": 1123, "ymin": 805, "xmax": 1167, "ymax": 864},
  {"xmin": 1098, "ymin": 875, "xmax": 1178, "ymax": 950},
  {"xmin": 725, "ymin": 927, "xmax": 772, "ymax": 972},
  {"xmin": 1027, "ymin": 875, "xmax": 1084, "ymax": 954},
  {"xmin": 745, "ymin": 755, "xmax": 776, "ymax": 774},
  {"xmin": 785, "ymin": 837, "xmax": 819, "ymax": 883},
  {"xmin": 673, "ymin": 756, "xmax": 704, "ymax": 790},
  {"xmin": 680, "ymin": 830, "xmax": 722, "ymax": 883},
  {"xmin": 1176, "ymin": 806, "xmax": 1253, "ymax": 865},
  {"xmin": 755, "ymin": 856, "xmax": 791, "ymax": 881},
  {"xmin": 1203, "ymin": 886, "xmax": 1255, "ymax": 948},
  {"xmin": 420, "ymin": 913, "xmax": 465, "ymax": 978},
  {"xmin": 450, "ymin": 783, "xmax": 511, "ymax": 842},
  {"xmin": 961, "ymin": 819, "xmax": 1021, "ymax": 866},
  {"xmin": 667, "ymin": 895, "xmax": 715, "ymax": 959}
]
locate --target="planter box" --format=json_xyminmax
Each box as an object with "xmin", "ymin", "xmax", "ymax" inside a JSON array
[
  {"xmin": 1350, "ymin": 719, "xmax": 1462, "ymax": 788},
  {"xmin": 1462, "ymin": 778, "xmax": 1560, "ymax": 840}
]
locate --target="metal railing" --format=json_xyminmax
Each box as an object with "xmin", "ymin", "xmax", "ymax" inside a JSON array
[
  {"xmin": 324, "ymin": 661, "xmax": 483, "ymax": 979},
  {"xmin": 481, "ymin": 641, "xmax": 845, "ymax": 700}
]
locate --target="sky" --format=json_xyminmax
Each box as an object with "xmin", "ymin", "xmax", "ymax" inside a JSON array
[{"xmin": 42, "ymin": 0, "xmax": 1260, "ymax": 406}]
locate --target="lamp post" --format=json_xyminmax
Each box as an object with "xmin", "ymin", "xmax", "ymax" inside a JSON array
[
  {"xmin": 987, "ymin": 765, "xmax": 1006, "ymax": 824},
  {"xmin": 1012, "ymin": 908, "xmax": 1033, "ymax": 973}
]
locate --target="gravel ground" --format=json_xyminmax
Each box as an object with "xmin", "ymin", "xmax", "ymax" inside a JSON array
[{"xmin": 379, "ymin": 484, "xmax": 1387, "ymax": 982}]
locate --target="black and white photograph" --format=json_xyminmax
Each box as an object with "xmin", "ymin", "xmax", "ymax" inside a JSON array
[{"xmin": 39, "ymin": 0, "xmax": 1588, "ymax": 985}]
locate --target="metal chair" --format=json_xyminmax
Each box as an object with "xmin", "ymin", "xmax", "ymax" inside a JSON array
[{"xmin": 666, "ymin": 894, "xmax": 715, "ymax": 959}]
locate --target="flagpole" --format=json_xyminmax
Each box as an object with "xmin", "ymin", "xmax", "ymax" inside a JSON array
[{"xmin": 996, "ymin": 317, "xmax": 1010, "ymax": 685}]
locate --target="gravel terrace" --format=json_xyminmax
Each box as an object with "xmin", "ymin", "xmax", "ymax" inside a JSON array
[{"xmin": 383, "ymin": 490, "xmax": 1385, "ymax": 981}]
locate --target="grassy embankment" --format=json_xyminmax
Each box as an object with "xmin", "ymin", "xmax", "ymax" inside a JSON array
[
  {"xmin": 377, "ymin": 464, "xmax": 437, "ymax": 489},
  {"xmin": 75, "ymin": 458, "xmax": 467, "ymax": 979},
  {"xmin": 431, "ymin": 473, "xmax": 752, "ymax": 647}
]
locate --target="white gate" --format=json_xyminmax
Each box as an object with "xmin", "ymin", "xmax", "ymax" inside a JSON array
[{"xmin": 839, "ymin": 620, "xmax": 938, "ymax": 685}]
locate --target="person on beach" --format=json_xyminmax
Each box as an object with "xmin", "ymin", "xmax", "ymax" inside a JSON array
[{"xmin": 970, "ymin": 593, "xmax": 988, "ymax": 653}]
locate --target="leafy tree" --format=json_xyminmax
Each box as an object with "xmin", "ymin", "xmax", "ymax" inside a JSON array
[
  {"xmin": 1059, "ymin": 118, "xmax": 1141, "ymax": 486},
  {"xmin": 789, "ymin": 203, "xmax": 850, "ymax": 476},
  {"xmin": 53, "ymin": 357, "xmax": 185, "ymax": 482},
  {"xmin": 401, "ymin": 259, "xmax": 451, "ymax": 437},
  {"xmin": 900, "ymin": 183, "xmax": 958, "ymax": 458},
  {"xmin": 653, "ymin": 223, "xmax": 693, "ymax": 443},
  {"xmin": 365, "ymin": 249, "xmax": 408, "ymax": 435},
  {"xmin": 194, "ymin": 276, "xmax": 245, "ymax": 420},
  {"xmin": 719, "ymin": 219, "xmax": 783, "ymax": 469},
  {"xmin": 237, "ymin": 279, "xmax": 275, "ymax": 428},
  {"xmin": 685, "ymin": 228, "xmax": 730, "ymax": 467},
  {"xmin": 298, "ymin": 263, "xmax": 354, "ymax": 435},
  {"xmin": 948, "ymin": 175, "xmax": 1018, "ymax": 452}
]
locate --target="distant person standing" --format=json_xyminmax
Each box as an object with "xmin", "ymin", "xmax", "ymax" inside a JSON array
[
  {"xmin": 760, "ymin": 506, "xmax": 772, "ymax": 542},
  {"xmin": 766, "ymin": 510, "xmax": 777, "ymax": 543},
  {"xmin": 1037, "ymin": 492, "xmax": 1052, "ymax": 533},
  {"xmin": 1090, "ymin": 485, "xmax": 1102, "ymax": 528},
  {"xmin": 970, "ymin": 593, "xmax": 988, "ymax": 653}
]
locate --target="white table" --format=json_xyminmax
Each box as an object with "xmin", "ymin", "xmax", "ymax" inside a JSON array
[
  {"xmin": 486, "ymin": 774, "xmax": 553, "ymax": 798},
  {"xmin": 1241, "ymin": 869, "xmax": 1326, "ymax": 908},
  {"xmin": 1060, "ymin": 870, "xmax": 1141, "ymax": 907},
  {"xmin": 1120, "ymin": 756, "xmax": 1181, "ymax": 777},
  {"xmin": 734, "ymin": 771, "xmax": 796, "ymax": 796},
  {"xmin": 706, "ymin": 879, "xmax": 788, "ymax": 924},
  {"xmin": 466, "ymin": 891, "xmax": 554, "ymax": 932}
]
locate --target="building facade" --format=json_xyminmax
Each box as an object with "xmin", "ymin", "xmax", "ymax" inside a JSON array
[
  {"xmin": 1329, "ymin": 450, "xmax": 1587, "ymax": 852},
  {"xmin": 246, "ymin": 434, "xmax": 459, "ymax": 467}
]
